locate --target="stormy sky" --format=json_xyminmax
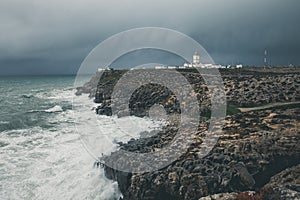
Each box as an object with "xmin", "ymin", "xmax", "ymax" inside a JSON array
[{"xmin": 0, "ymin": 0, "xmax": 299, "ymax": 75}]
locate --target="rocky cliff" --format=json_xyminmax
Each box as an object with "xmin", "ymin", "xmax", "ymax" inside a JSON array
[
  {"xmin": 77, "ymin": 67, "xmax": 300, "ymax": 200},
  {"xmin": 89, "ymin": 68, "xmax": 300, "ymax": 117},
  {"xmin": 104, "ymin": 106, "xmax": 299, "ymax": 199}
]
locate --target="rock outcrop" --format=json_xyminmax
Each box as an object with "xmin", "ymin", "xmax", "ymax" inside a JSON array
[
  {"xmin": 265, "ymin": 164, "xmax": 300, "ymax": 199},
  {"xmin": 81, "ymin": 68, "xmax": 300, "ymax": 118},
  {"xmin": 104, "ymin": 107, "xmax": 299, "ymax": 199},
  {"xmin": 76, "ymin": 67, "xmax": 300, "ymax": 200}
]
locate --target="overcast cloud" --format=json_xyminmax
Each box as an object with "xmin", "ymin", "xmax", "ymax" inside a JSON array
[{"xmin": 0, "ymin": 0, "xmax": 299, "ymax": 75}]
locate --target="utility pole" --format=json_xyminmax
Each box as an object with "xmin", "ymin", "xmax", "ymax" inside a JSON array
[{"xmin": 264, "ymin": 49, "xmax": 268, "ymax": 70}]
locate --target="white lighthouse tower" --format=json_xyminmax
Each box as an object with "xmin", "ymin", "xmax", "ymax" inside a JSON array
[{"xmin": 193, "ymin": 51, "xmax": 200, "ymax": 64}]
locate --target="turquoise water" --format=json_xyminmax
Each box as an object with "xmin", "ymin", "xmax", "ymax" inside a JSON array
[
  {"xmin": 0, "ymin": 76, "xmax": 164, "ymax": 200},
  {"xmin": 0, "ymin": 76, "xmax": 121, "ymax": 200},
  {"xmin": 0, "ymin": 76, "xmax": 74, "ymax": 132}
]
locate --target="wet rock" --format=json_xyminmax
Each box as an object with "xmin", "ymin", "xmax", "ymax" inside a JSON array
[
  {"xmin": 79, "ymin": 69, "xmax": 300, "ymax": 199},
  {"xmin": 265, "ymin": 164, "xmax": 300, "ymax": 199},
  {"xmin": 231, "ymin": 162, "xmax": 255, "ymax": 190},
  {"xmin": 103, "ymin": 107, "xmax": 299, "ymax": 199}
]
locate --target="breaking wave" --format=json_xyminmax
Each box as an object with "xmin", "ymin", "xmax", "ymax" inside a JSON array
[{"xmin": 44, "ymin": 105, "xmax": 63, "ymax": 113}]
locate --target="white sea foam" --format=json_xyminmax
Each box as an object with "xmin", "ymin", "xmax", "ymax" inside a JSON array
[
  {"xmin": 45, "ymin": 105, "xmax": 63, "ymax": 113},
  {"xmin": 73, "ymin": 94, "xmax": 164, "ymax": 157},
  {"xmin": 1, "ymin": 89, "xmax": 164, "ymax": 200},
  {"xmin": 35, "ymin": 88, "xmax": 74, "ymax": 102}
]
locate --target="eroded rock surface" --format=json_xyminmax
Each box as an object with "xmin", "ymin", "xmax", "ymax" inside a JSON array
[
  {"xmin": 103, "ymin": 107, "xmax": 299, "ymax": 200},
  {"xmin": 77, "ymin": 67, "xmax": 300, "ymax": 200}
]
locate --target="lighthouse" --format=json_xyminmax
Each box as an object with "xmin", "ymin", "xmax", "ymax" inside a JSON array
[{"xmin": 193, "ymin": 51, "xmax": 200, "ymax": 64}]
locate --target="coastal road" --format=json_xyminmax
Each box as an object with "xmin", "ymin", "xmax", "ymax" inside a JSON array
[{"xmin": 238, "ymin": 101, "xmax": 300, "ymax": 112}]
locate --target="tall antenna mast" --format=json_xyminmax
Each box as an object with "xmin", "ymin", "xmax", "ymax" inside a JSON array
[{"xmin": 264, "ymin": 49, "xmax": 268, "ymax": 68}]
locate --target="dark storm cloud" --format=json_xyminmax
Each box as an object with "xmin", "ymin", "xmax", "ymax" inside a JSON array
[{"xmin": 0, "ymin": 0, "xmax": 299, "ymax": 75}]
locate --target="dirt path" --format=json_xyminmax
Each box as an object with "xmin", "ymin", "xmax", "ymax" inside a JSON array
[{"xmin": 238, "ymin": 101, "xmax": 300, "ymax": 112}]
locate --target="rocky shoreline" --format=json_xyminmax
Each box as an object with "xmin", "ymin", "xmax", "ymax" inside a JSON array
[
  {"xmin": 104, "ymin": 107, "xmax": 299, "ymax": 200},
  {"xmin": 77, "ymin": 67, "xmax": 300, "ymax": 200}
]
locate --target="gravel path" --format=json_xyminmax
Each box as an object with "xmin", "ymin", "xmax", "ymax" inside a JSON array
[{"xmin": 239, "ymin": 101, "xmax": 300, "ymax": 112}]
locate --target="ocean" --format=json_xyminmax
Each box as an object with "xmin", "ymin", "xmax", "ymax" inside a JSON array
[{"xmin": 0, "ymin": 76, "xmax": 163, "ymax": 200}]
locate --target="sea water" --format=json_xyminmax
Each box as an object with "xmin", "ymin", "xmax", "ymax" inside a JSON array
[{"xmin": 0, "ymin": 76, "xmax": 163, "ymax": 200}]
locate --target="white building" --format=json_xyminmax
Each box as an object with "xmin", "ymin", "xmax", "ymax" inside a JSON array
[
  {"xmin": 98, "ymin": 67, "xmax": 111, "ymax": 72},
  {"xmin": 154, "ymin": 65, "xmax": 167, "ymax": 69},
  {"xmin": 193, "ymin": 51, "xmax": 200, "ymax": 64},
  {"xmin": 133, "ymin": 51, "xmax": 234, "ymax": 70},
  {"xmin": 181, "ymin": 51, "xmax": 226, "ymax": 69}
]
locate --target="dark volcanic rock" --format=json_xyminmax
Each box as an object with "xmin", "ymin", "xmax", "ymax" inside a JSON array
[
  {"xmin": 104, "ymin": 107, "xmax": 300, "ymax": 200},
  {"xmin": 86, "ymin": 69, "xmax": 300, "ymax": 118},
  {"xmin": 76, "ymin": 68, "xmax": 300, "ymax": 200},
  {"xmin": 264, "ymin": 164, "xmax": 300, "ymax": 199}
]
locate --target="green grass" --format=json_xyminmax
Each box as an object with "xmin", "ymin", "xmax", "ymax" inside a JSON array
[{"xmin": 226, "ymin": 105, "xmax": 241, "ymax": 115}]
